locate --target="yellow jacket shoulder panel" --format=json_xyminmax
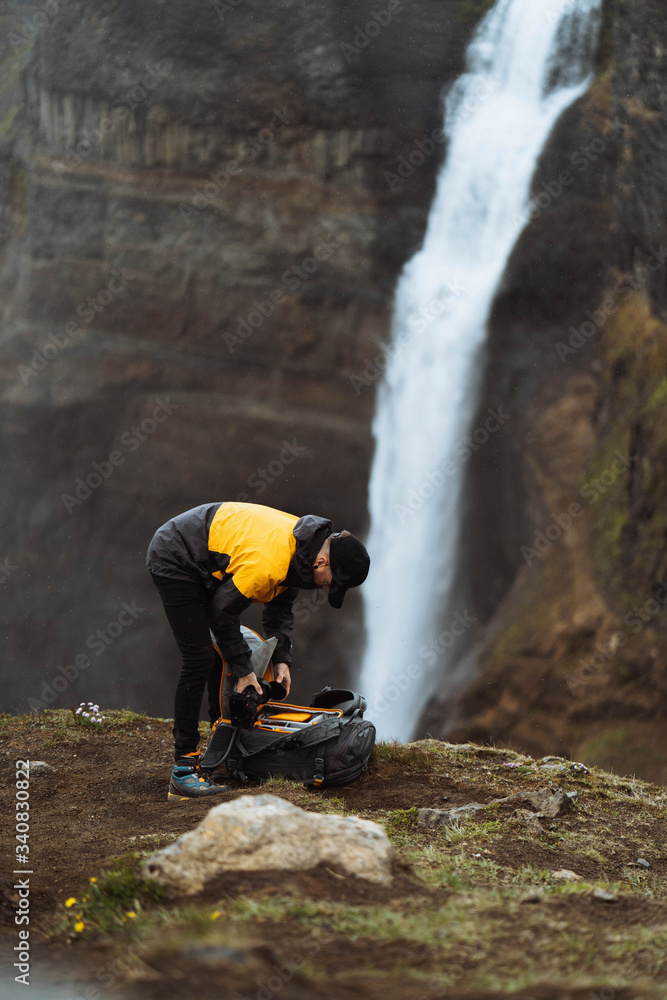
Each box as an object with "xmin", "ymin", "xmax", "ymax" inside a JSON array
[{"xmin": 208, "ymin": 502, "xmax": 299, "ymax": 602}]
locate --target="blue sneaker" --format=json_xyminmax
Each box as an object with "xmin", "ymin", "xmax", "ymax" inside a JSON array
[{"xmin": 167, "ymin": 763, "xmax": 229, "ymax": 801}]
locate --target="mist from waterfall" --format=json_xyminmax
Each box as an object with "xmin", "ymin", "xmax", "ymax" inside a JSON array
[{"xmin": 359, "ymin": 0, "xmax": 603, "ymax": 741}]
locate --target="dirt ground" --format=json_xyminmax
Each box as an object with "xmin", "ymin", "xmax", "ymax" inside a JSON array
[{"xmin": 1, "ymin": 711, "xmax": 666, "ymax": 1000}]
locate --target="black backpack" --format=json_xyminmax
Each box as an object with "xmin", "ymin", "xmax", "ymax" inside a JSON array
[{"xmin": 200, "ymin": 687, "xmax": 375, "ymax": 788}]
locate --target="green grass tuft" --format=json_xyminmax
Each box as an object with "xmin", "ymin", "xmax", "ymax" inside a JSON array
[{"xmin": 56, "ymin": 852, "xmax": 164, "ymax": 939}]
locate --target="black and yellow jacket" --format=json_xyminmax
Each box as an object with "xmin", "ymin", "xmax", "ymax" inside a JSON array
[{"xmin": 146, "ymin": 502, "xmax": 332, "ymax": 676}]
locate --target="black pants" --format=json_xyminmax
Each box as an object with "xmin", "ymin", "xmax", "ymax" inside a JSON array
[{"xmin": 150, "ymin": 572, "xmax": 224, "ymax": 760}]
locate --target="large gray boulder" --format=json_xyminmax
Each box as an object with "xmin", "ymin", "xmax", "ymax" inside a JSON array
[{"xmin": 142, "ymin": 794, "xmax": 394, "ymax": 893}]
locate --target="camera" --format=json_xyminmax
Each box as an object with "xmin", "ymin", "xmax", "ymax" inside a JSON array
[{"xmin": 229, "ymin": 678, "xmax": 287, "ymax": 728}]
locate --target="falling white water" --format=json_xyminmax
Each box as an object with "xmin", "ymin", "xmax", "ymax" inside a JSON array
[{"xmin": 360, "ymin": 0, "xmax": 603, "ymax": 741}]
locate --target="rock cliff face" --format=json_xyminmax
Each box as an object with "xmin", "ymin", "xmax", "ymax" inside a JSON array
[
  {"xmin": 0, "ymin": 0, "xmax": 492, "ymax": 714},
  {"xmin": 438, "ymin": 0, "xmax": 667, "ymax": 785}
]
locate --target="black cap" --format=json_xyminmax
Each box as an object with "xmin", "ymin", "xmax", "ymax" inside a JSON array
[{"xmin": 328, "ymin": 532, "xmax": 370, "ymax": 608}]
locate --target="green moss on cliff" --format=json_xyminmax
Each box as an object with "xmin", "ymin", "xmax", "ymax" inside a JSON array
[
  {"xmin": 646, "ymin": 376, "xmax": 667, "ymax": 413},
  {"xmin": 594, "ymin": 0, "xmax": 621, "ymax": 75},
  {"xmin": 586, "ymin": 294, "xmax": 667, "ymax": 612},
  {"xmin": 578, "ymin": 724, "xmax": 666, "ymax": 778}
]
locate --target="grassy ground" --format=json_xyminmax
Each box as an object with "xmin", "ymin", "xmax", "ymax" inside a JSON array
[{"xmin": 0, "ymin": 710, "xmax": 665, "ymax": 999}]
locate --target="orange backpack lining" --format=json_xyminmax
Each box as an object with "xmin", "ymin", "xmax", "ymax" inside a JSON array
[{"xmin": 212, "ymin": 639, "xmax": 343, "ymax": 730}]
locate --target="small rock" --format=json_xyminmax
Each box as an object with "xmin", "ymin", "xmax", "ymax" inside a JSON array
[
  {"xmin": 417, "ymin": 803, "xmax": 486, "ymax": 830},
  {"xmin": 537, "ymin": 756, "xmax": 588, "ymax": 774},
  {"xmin": 525, "ymin": 788, "xmax": 572, "ymax": 819},
  {"xmin": 636, "ymin": 858, "xmax": 650, "ymax": 868},
  {"xmin": 512, "ymin": 808, "xmax": 543, "ymax": 835},
  {"xmin": 28, "ymin": 761, "xmax": 54, "ymax": 771},
  {"xmin": 520, "ymin": 890, "xmax": 544, "ymax": 904},
  {"xmin": 592, "ymin": 890, "xmax": 618, "ymax": 903},
  {"xmin": 537, "ymin": 763, "xmax": 570, "ymax": 775},
  {"xmin": 551, "ymin": 869, "xmax": 583, "ymax": 882},
  {"xmin": 494, "ymin": 786, "xmax": 573, "ymax": 818},
  {"xmin": 442, "ymin": 795, "xmax": 449, "ymax": 802},
  {"xmin": 142, "ymin": 794, "xmax": 394, "ymax": 894}
]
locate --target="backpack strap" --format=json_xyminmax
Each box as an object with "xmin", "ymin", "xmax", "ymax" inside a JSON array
[
  {"xmin": 292, "ymin": 720, "xmax": 343, "ymax": 787},
  {"xmin": 285, "ymin": 718, "xmax": 342, "ymax": 753},
  {"xmin": 200, "ymin": 723, "xmax": 238, "ymax": 771},
  {"xmin": 229, "ymin": 719, "xmax": 342, "ymax": 770},
  {"xmin": 312, "ymin": 746, "xmax": 326, "ymax": 787},
  {"xmin": 229, "ymin": 758, "xmax": 248, "ymax": 783}
]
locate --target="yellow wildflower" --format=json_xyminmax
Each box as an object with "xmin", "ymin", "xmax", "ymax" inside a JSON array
[
  {"xmin": 65, "ymin": 897, "xmax": 76, "ymax": 908},
  {"xmin": 74, "ymin": 921, "xmax": 85, "ymax": 932},
  {"xmin": 126, "ymin": 911, "xmax": 137, "ymax": 919},
  {"xmin": 90, "ymin": 877, "xmax": 97, "ymax": 883},
  {"xmin": 210, "ymin": 910, "xmax": 221, "ymax": 920}
]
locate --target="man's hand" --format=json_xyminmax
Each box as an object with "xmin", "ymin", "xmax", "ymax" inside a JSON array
[
  {"xmin": 235, "ymin": 671, "xmax": 263, "ymax": 695},
  {"xmin": 273, "ymin": 662, "xmax": 291, "ymax": 696}
]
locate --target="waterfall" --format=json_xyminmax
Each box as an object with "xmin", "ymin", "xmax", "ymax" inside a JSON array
[{"xmin": 359, "ymin": 0, "xmax": 603, "ymax": 741}]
